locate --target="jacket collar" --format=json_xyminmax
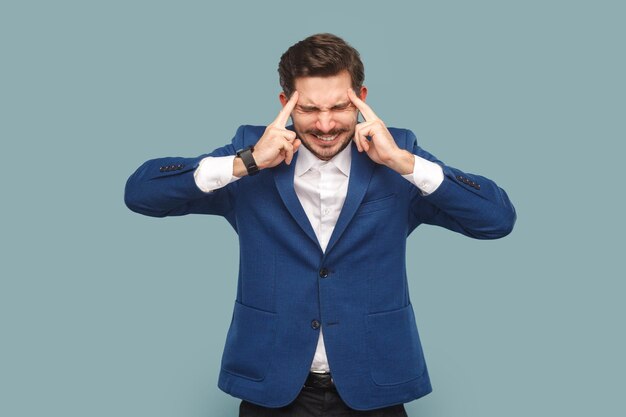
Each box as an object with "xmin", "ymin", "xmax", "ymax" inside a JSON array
[
  {"xmin": 325, "ymin": 144, "xmax": 375, "ymax": 255},
  {"xmin": 273, "ymin": 140, "xmax": 375, "ymax": 255}
]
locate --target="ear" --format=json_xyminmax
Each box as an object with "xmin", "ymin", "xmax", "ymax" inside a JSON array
[
  {"xmin": 279, "ymin": 92, "xmax": 289, "ymax": 107},
  {"xmin": 359, "ymin": 86, "xmax": 368, "ymax": 101}
]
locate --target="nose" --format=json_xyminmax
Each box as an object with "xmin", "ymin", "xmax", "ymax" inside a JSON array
[{"xmin": 315, "ymin": 111, "xmax": 336, "ymax": 133}]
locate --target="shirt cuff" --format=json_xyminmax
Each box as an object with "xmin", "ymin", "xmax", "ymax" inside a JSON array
[
  {"xmin": 194, "ymin": 155, "xmax": 240, "ymax": 193},
  {"xmin": 402, "ymin": 155, "xmax": 444, "ymax": 195}
]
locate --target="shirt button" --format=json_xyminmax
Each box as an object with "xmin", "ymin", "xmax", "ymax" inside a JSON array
[
  {"xmin": 216, "ymin": 179, "xmax": 222, "ymax": 186},
  {"xmin": 323, "ymin": 208, "xmax": 330, "ymax": 215},
  {"xmin": 319, "ymin": 268, "xmax": 329, "ymax": 278},
  {"xmin": 311, "ymin": 320, "xmax": 321, "ymax": 330}
]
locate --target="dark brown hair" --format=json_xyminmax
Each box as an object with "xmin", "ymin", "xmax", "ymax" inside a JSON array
[{"xmin": 278, "ymin": 33, "xmax": 365, "ymax": 97}]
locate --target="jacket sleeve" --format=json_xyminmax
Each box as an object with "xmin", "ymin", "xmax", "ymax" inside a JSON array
[
  {"xmin": 124, "ymin": 125, "xmax": 248, "ymax": 218},
  {"xmin": 405, "ymin": 129, "xmax": 517, "ymax": 239}
]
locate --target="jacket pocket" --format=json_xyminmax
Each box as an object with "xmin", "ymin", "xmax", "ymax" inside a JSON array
[
  {"xmin": 366, "ymin": 303, "xmax": 426, "ymax": 386},
  {"xmin": 355, "ymin": 193, "xmax": 397, "ymax": 216},
  {"xmin": 221, "ymin": 301, "xmax": 277, "ymax": 381}
]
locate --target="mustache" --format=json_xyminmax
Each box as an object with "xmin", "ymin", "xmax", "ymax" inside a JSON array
[{"xmin": 304, "ymin": 128, "xmax": 350, "ymax": 136}]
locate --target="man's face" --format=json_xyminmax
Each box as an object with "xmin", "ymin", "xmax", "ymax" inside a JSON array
[{"xmin": 280, "ymin": 70, "xmax": 367, "ymax": 161}]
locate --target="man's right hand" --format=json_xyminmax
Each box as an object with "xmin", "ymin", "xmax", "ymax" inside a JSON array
[{"xmin": 233, "ymin": 92, "xmax": 301, "ymax": 177}]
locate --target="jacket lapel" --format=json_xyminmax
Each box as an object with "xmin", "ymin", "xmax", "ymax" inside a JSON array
[
  {"xmin": 325, "ymin": 146, "xmax": 375, "ymax": 255},
  {"xmin": 273, "ymin": 152, "xmax": 322, "ymax": 251}
]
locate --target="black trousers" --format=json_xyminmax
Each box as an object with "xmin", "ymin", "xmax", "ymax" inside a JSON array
[{"xmin": 239, "ymin": 386, "xmax": 408, "ymax": 417}]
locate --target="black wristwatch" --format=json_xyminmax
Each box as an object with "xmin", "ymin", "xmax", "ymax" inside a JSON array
[{"xmin": 236, "ymin": 146, "xmax": 259, "ymax": 176}]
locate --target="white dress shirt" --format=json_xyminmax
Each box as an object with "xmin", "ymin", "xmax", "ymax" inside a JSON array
[{"xmin": 194, "ymin": 141, "xmax": 444, "ymax": 373}]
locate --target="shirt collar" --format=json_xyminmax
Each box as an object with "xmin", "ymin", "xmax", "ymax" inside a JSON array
[{"xmin": 295, "ymin": 141, "xmax": 353, "ymax": 177}]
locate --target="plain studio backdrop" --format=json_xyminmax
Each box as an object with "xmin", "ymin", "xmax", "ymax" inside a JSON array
[{"xmin": 1, "ymin": 1, "xmax": 624, "ymax": 416}]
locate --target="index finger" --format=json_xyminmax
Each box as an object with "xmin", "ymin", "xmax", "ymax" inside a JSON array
[
  {"xmin": 347, "ymin": 88, "xmax": 378, "ymax": 122},
  {"xmin": 273, "ymin": 91, "xmax": 299, "ymax": 128}
]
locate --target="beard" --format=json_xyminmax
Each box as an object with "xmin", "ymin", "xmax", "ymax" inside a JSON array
[{"xmin": 296, "ymin": 126, "xmax": 355, "ymax": 161}]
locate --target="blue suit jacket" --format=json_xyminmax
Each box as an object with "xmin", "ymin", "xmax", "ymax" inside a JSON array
[{"xmin": 125, "ymin": 125, "xmax": 516, "ymax": 410}]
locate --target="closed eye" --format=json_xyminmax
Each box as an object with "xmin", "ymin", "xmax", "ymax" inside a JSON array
[
  {"xmin": 296, "ymin": 106, "xmax": 318, "ymax": 113},
  {"xmin": 296, "ymin": 102, "xmax": 354, "ymax": 113},
  {"xmin": 331, "ymin": 103, "xmax": 353, "ymax": 111}
]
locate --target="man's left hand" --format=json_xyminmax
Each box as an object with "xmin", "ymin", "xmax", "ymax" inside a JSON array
[{"xmin": 347, "ymin": 89, "xmax": 415, "ymax": 175}]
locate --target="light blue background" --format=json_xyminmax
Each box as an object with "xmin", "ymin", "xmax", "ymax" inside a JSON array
[{"xmin": 2, "ymin": 1, "xmax": 624, "ymax": 416}]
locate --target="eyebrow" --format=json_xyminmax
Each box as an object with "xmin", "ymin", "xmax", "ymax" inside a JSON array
[{"xmin": 297, "ymin": 101, "xmax": 352, "ymax": 111}]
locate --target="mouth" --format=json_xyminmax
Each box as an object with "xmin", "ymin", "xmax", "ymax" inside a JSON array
[
  {"xmin": 307, "ymin": 131, "xmax": 347, "ymax": 145},
  {"xmin": 312, "ymin": 133, "xmax": 339, "ymax": 142}
]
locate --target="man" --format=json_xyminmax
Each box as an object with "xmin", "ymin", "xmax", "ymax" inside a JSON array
[{"xmin": 125, "ymin": 33, "xmax": 516, "ymax": 416}]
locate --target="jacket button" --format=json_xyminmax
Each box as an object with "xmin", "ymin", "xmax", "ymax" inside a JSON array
[
  {"xmin": 159, "ymin": 167, "xmax": 165, "ymax": 172},
  {"xmin": 319, "ymin": 268, "xmax": 329, "ymax": 278},
  {"xmin": 311, "ymin": 320, "xmax": 320, "ymax": 330}
]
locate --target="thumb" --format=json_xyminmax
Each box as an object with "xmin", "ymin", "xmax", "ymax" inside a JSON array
[{"xmin": 293, "ymin": 138, "xmax": 302, "ymax": 152}]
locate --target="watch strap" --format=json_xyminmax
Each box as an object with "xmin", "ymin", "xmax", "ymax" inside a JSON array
[{"xmin": 236, "ymin": 146, "xmax": 259, "ymax": 176}]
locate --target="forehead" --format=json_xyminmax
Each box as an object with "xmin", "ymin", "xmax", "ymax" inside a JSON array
[{"xmin": 294, "ymin": 70, "xmax": 352, "ymax": 107}]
